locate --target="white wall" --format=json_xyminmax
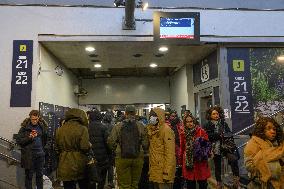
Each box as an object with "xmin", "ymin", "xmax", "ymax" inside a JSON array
[
  {"xmin": 186, "ymin": 64, "xmax": 195, "ymax": 114},
  {"xmin": 80, "ymin": 77, "xmax": 170, "ymax": 104},
  {"xmin": 36, "ymin": 45, "xmax": 78, "ymax": 108},
  {"xmin": 1, "ymin": 6, "xmax": 284, "ymax": 139},
  {"xmin": 170, "ymin": 66, "xmax": 189, "ymax": 115}
]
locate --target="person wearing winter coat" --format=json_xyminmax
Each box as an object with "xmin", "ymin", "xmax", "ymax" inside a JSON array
[
  {"xmin": 16, "ymin": 110, "xmax": 48, "ymax": 189},
  {"xmin": 147, "ymin": 108, "xmax": 176, "ymax": 189},
  {"xmin": 168, "ymin": 111, "xmax": 183, "ymax": 189},
  {"xmin": 55, "ymin": 108, "xmax": 91, "ymax": 189},
  {"xmin": 203, "ymin": 106, "xmax": 240, "ymax": 188},
  {"xmin": 180, "ymin": 114, "xmax": 211, "ymax": 189},
  {"xmin": 88, "ymin": 110, "xmax": 111, "ymax": 189},
  {"xmin": 102, "ymin": 112, "xmax": 115, "ymax": 188},
  {"xmin": 108, "ymin": 105, "xmax": 149, "ymax": 189},
  {"xmin": 244, "ymin": 116, "xmax": 284, "ymax": 189}
]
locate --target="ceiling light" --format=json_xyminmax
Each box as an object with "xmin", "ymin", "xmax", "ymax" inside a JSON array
[
  {"xmin": 150, "ymin": 63, "xmax": 157, "ymax": 68},
  {"xmin": 142, "ymin": 2, "xmax": 149, "ymax": 11},
  {"xmin": 159, "ymin": 46, "xmax": 168, "ymax": 52},
  {"xmin": 85, "ymin": 46, "xmax": 95, "ymax": 52},
  {"xmin": 137, "ymin": 0, "xmax": 149, "ymax": 11},
  {"xmin": 94, "ymin": 64, "xmax": 102, "ymax": 68}
]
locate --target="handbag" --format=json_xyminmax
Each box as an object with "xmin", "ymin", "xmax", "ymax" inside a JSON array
[
  {"xmin": 248, "ymin": 177, "xmax": 275, "ymax": 189},
  {"xmin": 221, "ymin": 134, "xmax": 240, "ymax": 161}
]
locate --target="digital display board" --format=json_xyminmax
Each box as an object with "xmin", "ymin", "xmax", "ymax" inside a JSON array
[
  {"xmin": 154, "ymin": 12, "xmax": 200, "ymax": 44},
  {"xmin": 160, "ymin": 18, "xmax": 195, "ymax": 39}
]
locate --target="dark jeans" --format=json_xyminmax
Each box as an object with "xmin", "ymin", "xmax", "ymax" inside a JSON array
[
  {"xmin": 228, "ymin": 159, "xmax": 240, "ymax": 177},
  {"xmin": 107, "ymin": 165, "xmax": 114, "ymax": 185},
  {"xmin": 173, "ymin": 167, "xmax": 183, "ymax": 189},
  {"xmin": 63, "ymin": 179, "xmax": 88, "ymax": 189},
  {"xmin": 139, "ymin": 156, "xmax": 150, "ymax": 189},
  {"xmin": 25, "ymin": 155, "xmax": 45, "ymax": 189},
  {"xmin": 92, "ymin": 167, "xmax": 107, "ymax": 189},
  {"xmin": 213, "ymin": 155, "xmax": 222, "ymax": 182},
  {"xmin": 186, "ymin": 180, "xmax": 207, "ymax": 189}
]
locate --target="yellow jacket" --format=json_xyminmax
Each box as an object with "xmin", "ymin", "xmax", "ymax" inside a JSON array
[
  {"xmin": 244, "ymin": 136, "xmax": 284, "ymax": 189},
  {"xmin": 147, "ymin": 108, "xmax": 176, "ymax": 183}
]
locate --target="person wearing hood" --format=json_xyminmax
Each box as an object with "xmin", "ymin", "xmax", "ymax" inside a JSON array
[
  {"xmin": 55, "ymin": 108, "xmax": 91, "ymax": 189},
  {"xmin": 108, "ymin": 105, "xmax": 149, "ymax": 189},
  {"xmin": 147, "ymin": 108, "xmax": 176, "ymax": 189},
  {"xmin": 16, "ymin": 110, "xmax": 48, "ymax": 189},
  {"xmin": 88, "ymin": 110, "xmax": 111, "ymax": 189}
]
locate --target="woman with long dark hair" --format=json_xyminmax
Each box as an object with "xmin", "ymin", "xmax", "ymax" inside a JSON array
[
  {"xmin": 203, "ymin": 106, "xmax": 240, "ymax": 188},
  {"xmin": 180, "ymin": 114, "xmax": 211, "ymax": 189}
]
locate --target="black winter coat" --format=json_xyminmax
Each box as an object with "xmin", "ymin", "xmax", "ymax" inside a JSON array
[
  {"xmin": 16, "ymin": 118, "xmax": 48, "ymax": 169},
  {"xmin": 203, "ymin": 120, "xmax": 231, "ymax": 143},
  {"xmin": 88, "ymin": 121, "xmax": 111, "ymax": 168}
]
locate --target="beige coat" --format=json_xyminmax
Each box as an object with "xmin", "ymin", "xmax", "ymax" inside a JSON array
[
  {"xmin": 147, "ymin": 108, "xmax": 176, "ymax": 183},
  {"xmin": 244, "ymin": 136, "xmax": 284, "ymax": 189}
]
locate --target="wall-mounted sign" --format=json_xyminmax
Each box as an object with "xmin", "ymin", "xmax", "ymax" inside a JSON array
[
  {"xmin": 227, "ymin": 48, "xmax": 254, "ymax": 133},
  {"xmin": 10, "ymin": 40, "xmax": 33, "ymax": 107},
  {"xmin": 193, "ymin": 51, "xmax": 218, "ymax": 86},
  {"xmin": 153, "ymin": 12, "xmax": 200, "ymax": 45},
  {"xmin": 201, "ymin": 63, "xmax": 210, "ymax": 82}
]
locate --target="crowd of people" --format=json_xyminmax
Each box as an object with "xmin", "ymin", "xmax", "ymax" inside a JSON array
[{"xmin": 15, "ymin": 105, "xmax": 284, "ymax": 189}]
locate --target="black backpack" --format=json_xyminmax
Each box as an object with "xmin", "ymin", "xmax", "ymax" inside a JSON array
[{"xmin": 120, "ymin": 120, "xmax": 140, "ymax": 158}]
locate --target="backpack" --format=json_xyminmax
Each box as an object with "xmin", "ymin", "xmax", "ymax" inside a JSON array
[{"xmin": 120, "ymin": 120, "xmax": 140, "ymax": 158}]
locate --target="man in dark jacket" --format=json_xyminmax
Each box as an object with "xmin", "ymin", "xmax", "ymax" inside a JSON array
[
  {"xmin": 88, "ymin": 110, "xmax": 111, "ymax": 189},
  {"xmin": 16, "ymin": 110, "xmax": 48, "ymax": 189},
  {"xmin": 102, "ymin": 112, "xmax": 115, "ymax": 188}
]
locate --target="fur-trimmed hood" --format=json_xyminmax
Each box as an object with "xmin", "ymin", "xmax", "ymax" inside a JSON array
[{"xmin": 21, "ymin": 117, "xmax": 48, "ymax": 129}]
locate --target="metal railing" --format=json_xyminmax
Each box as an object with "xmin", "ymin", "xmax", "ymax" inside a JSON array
[
  {"xmin": 233, "ymin": 108, "xmax": 284, "ymax": 136},
  {"xmin": 0, "ymin": 152, "xmax": 20, "ymax": 166},
  {"xmin": 0, "ymin": 136, "xmax": 17, "ymax": 150}
]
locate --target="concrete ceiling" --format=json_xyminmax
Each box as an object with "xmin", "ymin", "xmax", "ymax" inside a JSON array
[{"xmin": 41, "ymin": 41, "xmax": 216, "ymax": 78}]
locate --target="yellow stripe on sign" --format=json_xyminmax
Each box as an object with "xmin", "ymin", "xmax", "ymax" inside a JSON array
[
  {"xmin": 20, "ymin": 45, "xmax": 26, "ymax": 52},
  {"xmin": 233, "ymin": 60, "xmax": 244, "ymax": 72}
]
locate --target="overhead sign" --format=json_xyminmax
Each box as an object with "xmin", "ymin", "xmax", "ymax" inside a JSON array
[
  {"xmin": 227, "ymin": 48, "xmax": 254, "ymax": 133},
  {"xmin": 10, "ymin": 40, "xmax": 33, "ymax": 107}
]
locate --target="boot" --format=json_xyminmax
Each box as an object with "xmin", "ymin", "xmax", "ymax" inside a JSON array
[
  {"xmin": 216, "ymin": 181, "xmax": 222, "ymax": 189},
  {"xmin": 232, "ymin": 176, "xmax": 240, "ymax": 189}
]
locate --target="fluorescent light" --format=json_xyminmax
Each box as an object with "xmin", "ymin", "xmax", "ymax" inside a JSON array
[
  {"xmin": 150, "ymin": 63, "xmax": 157, "ymax": 68},
  {"xmin": 85, "ymin": 46, "xmax": 95, "ymax": 52},
  {"xmin": 159, "ymin": 46, "xmax": 168, "ymax": 52},
  {"xmin": 142, "ymin": 2, "xmax": 149, "ymax": 11},
  {"xmin": 94, "ymin": 64, "xmax": 101, "ymax": 68},
  {"xmin": 277, "ymin": 55, "xmax": 284, "ymax": 62}
]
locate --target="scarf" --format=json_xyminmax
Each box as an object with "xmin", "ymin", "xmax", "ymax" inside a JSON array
[
  {"xmin": 170, "ymin": 118, "xmax": 180, "ymax": 147},
  {"xmin": 212, "ymin": 120, "xmax": 221, "ymax": 155},
  {"xmin": 185, "ymin": 126, "xmax": 196, "ymax": 169}
]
